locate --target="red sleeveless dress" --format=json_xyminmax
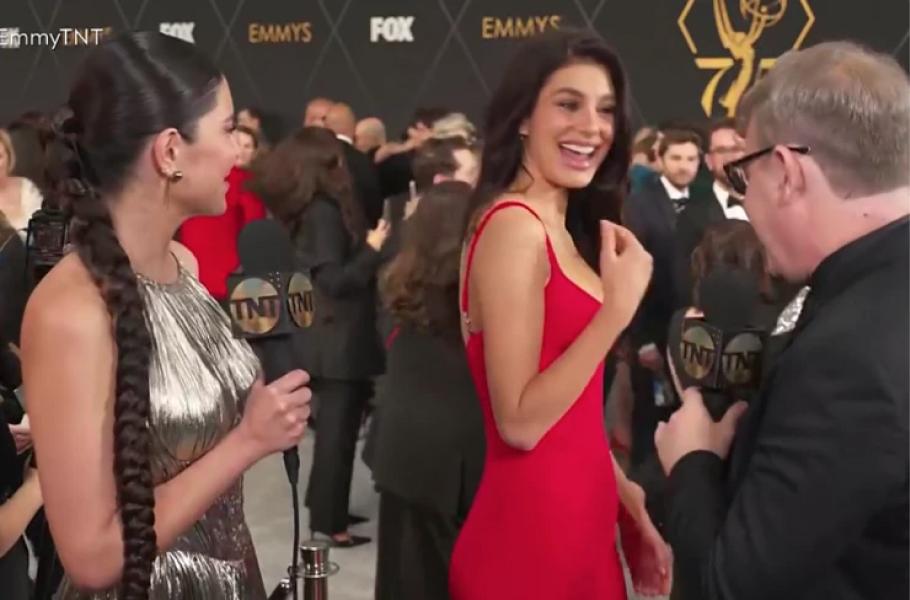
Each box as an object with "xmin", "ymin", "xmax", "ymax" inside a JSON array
[{"xmin": 449, "ymin": 201, "xmax": 627, "ymax": 600}]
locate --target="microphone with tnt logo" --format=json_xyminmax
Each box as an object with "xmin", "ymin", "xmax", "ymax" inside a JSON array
[
  {"xmin": 227, "ymin": 218, "xmax": 321, "ymax": 600},
  {"xmin": 667, "ymin": 266, "xmax": 767, "ymax": 421}
]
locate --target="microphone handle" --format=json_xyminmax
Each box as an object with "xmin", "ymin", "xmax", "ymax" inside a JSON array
[
  {"xmin": 703, "ymin": 390, "xmax": 733, "ymax": 422},
  {"xmin": 249, "ymin": 335, "xmax": 303, "ymax": 484}
]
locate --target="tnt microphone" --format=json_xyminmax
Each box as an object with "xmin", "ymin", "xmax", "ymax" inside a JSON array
[
  {"xmin": 667, "ymin": 266, "xmax": 766, "ymax": 420},
  {"xmin": 227, "ymin": 218, "xmax": 315, "ymax": 600}
]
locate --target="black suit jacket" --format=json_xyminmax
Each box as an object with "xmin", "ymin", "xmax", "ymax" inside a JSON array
[
  {"xmin": 624, "ymin": 177, "xmax": 686, "ymax": 350},
  {"xmin": 377, "ymin": 150, "xmax": 414, "ymax": 200},
  {"xmin": 666, "ymin": 217, "xmax": 910, "ymax": 600},
  {"xmin": 0, "ymin": 233, "xmax": 28, "ymax": 346},
  {"xmin": 293, "ymin": 195, "xmax": 386, "ymax": 380},
  {"xmin": 369, "ymin": 324, "xmax": 484, "ymax": 518},
  {"xmin": 341, "ymin": 141, "xmax": 383, "ymax": 229},
  {"xmin": 675, "ymin": 190, "xmax": 727, "ymax": 303},
  {"xmin": 0, "ymin": 404, "xmax": 32, "ymax": 600},
  {"xmin": 373, "ymin": 192, "xmax": 411, "ymax": 343}
]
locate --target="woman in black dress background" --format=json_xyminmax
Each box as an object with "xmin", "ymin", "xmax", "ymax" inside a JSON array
[
  {"xmin": 370, "ymin": 180, "xmax": 485, "ymax": 599},
  {"xmin": 0, "ymin": 403, "xmax": 42, "ymax": 600},
  {"xmin": 0, "ymin": 209, "xmax": 40, "ymax": 600},
  {"xmin": 251, "ymin": 126, "xmax": 390, "ymax": 546}
]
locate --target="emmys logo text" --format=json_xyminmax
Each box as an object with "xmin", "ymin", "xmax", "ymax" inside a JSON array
[
  {"xmin": 248, "ymin": 22, "xmax": 313, "ymax": 44},
  {"xmin": 481, "ymin": 15, "xmax": 561, "ymax": 39}
]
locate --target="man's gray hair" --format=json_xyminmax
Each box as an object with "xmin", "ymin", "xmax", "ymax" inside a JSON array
[{"xmin": 738, "ymin": 41, "xmax": 909, "ymax": 197}]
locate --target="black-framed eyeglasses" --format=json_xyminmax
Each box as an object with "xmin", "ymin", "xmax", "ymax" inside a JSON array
[{"xmin": 724, "ymin": 145, "xmax": 811, "ymax": 196}]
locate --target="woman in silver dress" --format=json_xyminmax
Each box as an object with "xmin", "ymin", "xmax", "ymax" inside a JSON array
[{"xmin": 20, "ymin": 32, "xmax": 312, "ymax": 599}]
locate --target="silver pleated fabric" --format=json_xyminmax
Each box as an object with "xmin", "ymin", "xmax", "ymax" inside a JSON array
[{"xmin": 55, "ymin": 264, "xmax": 265, "ymax": 600}]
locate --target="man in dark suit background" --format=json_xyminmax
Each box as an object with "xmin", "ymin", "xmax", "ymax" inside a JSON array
[
  {"xmin": 374, "ymin": 108, "xmax": 450, "ymax": 200},
  {"xmin": 373, "ymin": 136, "xmax": 479, "ymax": 342},
  {"xmin": 655, "ymin": 42, "xmax": 909, "ymax": 600},
  {"xmin": 623, "ymin": 129, "xmax": 705, "ymax": 471},
  {"xmin": 304, "ymin": 97, "xmax": 333, "ymax": 127},
  {"xmin": 354, "ymin": 117, "xmax": 387, "ymax": 160},
  {"xmin": 384, "ymin": 136, "xmax": 479, "ymax": 230},
  {"xmin": 675, "ymin": 118, "xmax": 749, "ymax": 301},
  {"xmin": 324, "ymin": 102, "xmax": 384, "ymax": 227}
]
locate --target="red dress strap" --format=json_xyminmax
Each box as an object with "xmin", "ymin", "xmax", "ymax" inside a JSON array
[{"xmin": 460, "ymin": 200, "xmax": 550, "ymax": 318}]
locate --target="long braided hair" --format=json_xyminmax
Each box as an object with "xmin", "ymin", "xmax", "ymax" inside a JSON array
[{"xmin": 55, "ymin": 31, "xmax": 221, "ymax": 598}]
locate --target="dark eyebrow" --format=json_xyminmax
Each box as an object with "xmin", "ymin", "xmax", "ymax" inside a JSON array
[{"xmin": 551, "ymin": 87, "xmax": 615, "ymax": 103}]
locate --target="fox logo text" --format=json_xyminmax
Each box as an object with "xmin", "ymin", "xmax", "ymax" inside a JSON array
[
  {"xmin": 370, "ymin": 17, "xmax": 414, "ymax": 43},
  {"xmin": 159, "ymin": 22, "xmax": 195, "ymax": 44}
]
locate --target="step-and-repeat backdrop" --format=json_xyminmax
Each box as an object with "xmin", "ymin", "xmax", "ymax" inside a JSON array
[{"xmin": 1, "ymin": 0, "xmax": 907, "ymax": 137}]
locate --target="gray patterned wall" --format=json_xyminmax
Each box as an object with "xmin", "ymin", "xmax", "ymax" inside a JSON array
[{"xmin": 0, "ymin": 0, "xmax": 907, "ymax": 138}]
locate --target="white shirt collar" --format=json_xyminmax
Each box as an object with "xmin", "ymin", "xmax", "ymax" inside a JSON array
[
  {"xmin": 660, "ymin": 175, "xmax": 689, "ymax": 200},
  {"xmin": 713, "ymin": 180, "xmax": 749, "ymax": 221},
  {"xmin": 713, "ymin": 181, "xmax": 730, "ymax": 205},
  {"xmin": 336, "ymin": 133, "xmax": 353, "ymax": 145}
]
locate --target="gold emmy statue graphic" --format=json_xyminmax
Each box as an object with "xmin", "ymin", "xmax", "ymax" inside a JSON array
[
  {"xmin": 712, "ymin": 0, "xmax": 787, "ymax": 115},
  {"xmin": 678, "ymin": 0, "xmax": 815, "ymax": 116}
]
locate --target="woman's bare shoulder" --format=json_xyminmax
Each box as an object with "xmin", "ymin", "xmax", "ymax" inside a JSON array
[
  {"xmin": 23, "ymin": 253, "xmax": 110, "ymax": 342},
  {"xmin": 473, "ymin": 194, "xmax": 545, "ymax": 245},
  {"xmin": 468, "ymin": 196, "xmax": 548, "ymax": 285}
]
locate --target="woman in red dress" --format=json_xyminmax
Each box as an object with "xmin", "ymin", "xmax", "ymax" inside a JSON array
[{"xmin": 450, "ymin": 30, "xmax": 673, "ymax": 599}]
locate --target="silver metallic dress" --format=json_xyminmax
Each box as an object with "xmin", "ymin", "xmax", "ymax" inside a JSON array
[{"xmin": 56, "ymin": 263, "xmax": 266, "ymax": 599}]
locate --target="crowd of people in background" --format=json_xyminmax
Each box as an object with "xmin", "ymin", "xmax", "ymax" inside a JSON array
[
  {"xmin": 0, "ymin": 62, "xmax": 827, "ymax": 599},
  {"xmin": 0, "ymin": 27, "xmax": 907, "ymax": 600}
]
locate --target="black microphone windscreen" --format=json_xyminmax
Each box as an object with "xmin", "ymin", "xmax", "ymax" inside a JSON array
[
  {"xmin": 237, "ymin": 218, "xmax": 297, "ymax": 274},
  {"xmin": 698, "ymin": 266, "xmax": 760, "ymax": 331}
]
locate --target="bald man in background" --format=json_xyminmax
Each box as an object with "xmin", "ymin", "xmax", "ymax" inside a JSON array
[
  {"xmin": 304, "ymin": 97, "xmax": 333, "ymax": 127},
  {"xmin": 325, "ymin": 102, "xmax": 383, "ymax": 227},
  {"xmin": 355, "ymin": 117, "xmax": 387, "ymax": 159}
]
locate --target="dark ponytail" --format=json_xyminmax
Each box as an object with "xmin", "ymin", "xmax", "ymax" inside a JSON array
[{"xmin": 58, "ymin": 31, "xmax": 222, "ymax": 598}]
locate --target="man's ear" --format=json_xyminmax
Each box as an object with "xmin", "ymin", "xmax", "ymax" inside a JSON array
[{"xmin": 774, "ymin": 145, "xmax": 807, "ymax": 207}]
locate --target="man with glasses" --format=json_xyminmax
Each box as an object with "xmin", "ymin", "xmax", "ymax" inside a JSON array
[
  {"xmin": 675, "ymin": 118, "xmax": 749, "ymax": 299},
  {"xmin": 655, "ymin": 41, "xmax": 909, "ymax": 600}
]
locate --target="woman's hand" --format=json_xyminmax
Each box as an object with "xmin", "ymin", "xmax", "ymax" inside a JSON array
[
  {"xmin": 9, "ymin": 415, "xmax": 32, "ymax": 454},
  {"xmin": 366, "ymin": 219, "xmax": 391, "ymax": 251},
  {"xmin": 599, "ymin": 221, "xmax": 653, "ymax": 328},
  {"xmin": 617, "ymin": 476, "xmax": 673, "ymax": 596},
  {"xmin": 237, "ymin": 370, "xmax": 312, "ymax": 459}
]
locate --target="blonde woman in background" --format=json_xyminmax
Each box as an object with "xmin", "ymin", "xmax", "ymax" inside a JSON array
[{"xmin": 0, "ymin": 130, "xmax": 42, "ymax": 239}]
